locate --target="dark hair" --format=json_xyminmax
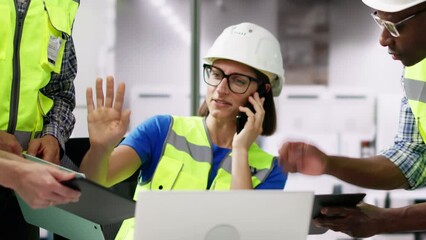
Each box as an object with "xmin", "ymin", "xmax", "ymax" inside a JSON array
[{"xmin": 198, "ymin": 67, "xmax": 277, "ymax": 136}]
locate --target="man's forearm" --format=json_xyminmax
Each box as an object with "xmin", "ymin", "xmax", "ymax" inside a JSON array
[
  {"xmin": 43, "ymin": 106, "xmax": 75, "ymax": 150},
  {"xmin": 326, "ymin": 155, "xmax": 408, "ymax": 190},
  {"xmin": 41, "ymin": 36, "xmax": 77, "ymax": 149},
  {"xmin": 382, "ymin": 203, "xmax": 426, "ymax": 233}
]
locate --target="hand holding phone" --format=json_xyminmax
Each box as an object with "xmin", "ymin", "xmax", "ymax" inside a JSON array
[
  {"xmin": 236, "ymin": 85, "xmax": 266, "ymax": 134},
  {"xmin": 236, "ymin": 105, "xmax": 253, "ymax": 134}
]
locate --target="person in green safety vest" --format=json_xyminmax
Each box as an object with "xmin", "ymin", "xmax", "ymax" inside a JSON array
[
  {"xmin": 79, "ymin": 22, "xmax": 288, "ymax": 240},
  {"xmin": 278, "ymin": 0, "xmax": 426, "ymax": 238},
  {"xmin": 0, "ymin": 0, "xmax": 80, "ymax": 238}
]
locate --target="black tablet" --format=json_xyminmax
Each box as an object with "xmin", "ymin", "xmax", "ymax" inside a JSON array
[
  {"xmin": 59, "ymin": 177, "xmax": 136, "ymax": 225},
  {"xmin": 18, "ymin": 177, "xmax": 135, "ymax": 239},
  {"xmin": 19, "ymin": 153, "xmax": 136, "ymax": 239},
  {"xmin": 309, "ymin": 193, "xmax": 366, "ymax": 234},
  {"xmin": 22, "ymin": 153, "xmax": 135, "ymax": 225}
]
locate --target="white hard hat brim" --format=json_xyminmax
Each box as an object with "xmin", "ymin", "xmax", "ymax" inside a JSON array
[{"xmin": 362, "ymin": 0, "xmax": 426, "ymax": 12}]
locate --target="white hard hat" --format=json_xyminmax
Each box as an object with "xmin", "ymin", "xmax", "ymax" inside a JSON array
[
  {"xmin": 362, "ymin": 0, "xmax": 426, "ymax": 12},
  {"xmin": 203, "ymin": 22, "xmax": 285, "ymax": 97}
]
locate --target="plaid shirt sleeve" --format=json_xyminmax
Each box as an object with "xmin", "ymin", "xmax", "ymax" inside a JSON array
[
  {"xmin": 40, "ymin": 36, "xmax": 77, "ymax": 151},
  {"xmin": 379, "ymin": 95, "xmax": 426, "ymax": 190}
]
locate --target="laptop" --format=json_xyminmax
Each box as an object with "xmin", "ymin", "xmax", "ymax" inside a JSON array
[
  {"xmin": 134, "ymin": 191, "xmax": 314, "ymax": 240},
  {"xmin": 17, "ymin": 154, "xmax": 136, "ymax": 240}
]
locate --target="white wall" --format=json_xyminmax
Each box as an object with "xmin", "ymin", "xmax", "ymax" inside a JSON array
[
  {"xmin": 72, "ymin": 0, "xmax": 115, "ymax": 137},
  {"xmin": 115, "ymin": 0, "xmax": 191, "ymax": 106},
  {"xmin": 73, "ymin": 0, "xmax": 115, "ymax": 105},
  {"xmin": 327, "ymin": 0, "xmax": 404, "ymax": 152},
  {"xmin": 200, "ymin": 0, "xmax": 279, "ymax": 58},
  {"xmin": 327, "ymin": 0, "xmax": 405, "ymax": 156},
  {"xmin": 328, "ymin": 0, "xmax": 403, "ymax": 93}
]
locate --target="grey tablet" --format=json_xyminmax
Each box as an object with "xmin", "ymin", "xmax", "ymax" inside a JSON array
[{"xmin": 309, "ymin": 193, "xmax": 366, "ymax": 234}]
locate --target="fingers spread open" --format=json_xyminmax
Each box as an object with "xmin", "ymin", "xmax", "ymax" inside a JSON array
[
  {"xmin": 86, "ymin": 87, "xmax": 94, "ymax": 113},
  {"xmin": 114, "ymin": 82, "xmax": 126, "ymax": 112},
  {"xmin": 105, "ymin": 76, "xmax": 115, "ymax": 108},
  {"xmin": 95, "ymin": 78, "xmax": 104, "ymax": 108}
]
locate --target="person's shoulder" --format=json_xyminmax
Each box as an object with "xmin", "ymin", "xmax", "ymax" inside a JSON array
[
  {"xmin": 152, "ymin": 114, "xmax": 173, "ymax": 121},
  {"xmin": 126, "ymin": 115, "xmax": 173, "ymax": 139},
  {"xmin": 138, "ymin": 114, "xmax": 172, "ymax": 126}
]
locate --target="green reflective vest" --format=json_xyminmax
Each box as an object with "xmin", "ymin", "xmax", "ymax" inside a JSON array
[
  {"xmin": 0, "ymin": 0, "xmax": 79, "ymax": 149},
  {"xmin": 115, "ymin": 116, "xmax": 276, "ymax": 240},
  {"xmin": 404, "ymin": 58, "xmax": 426, "ymax": 142}
]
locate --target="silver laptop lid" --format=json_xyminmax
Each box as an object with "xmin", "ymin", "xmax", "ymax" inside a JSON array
[{"xmin": 134, "ymin": 191, "xmax": 314, "ymax": 240}]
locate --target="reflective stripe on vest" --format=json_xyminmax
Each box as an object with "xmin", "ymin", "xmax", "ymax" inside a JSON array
[
  {"xmin": 404, "ymin": 58, "xmax": 426, "ymax": 143},
  {"xmin": 115, "ymin": 116, "xmax": 275, "ymax": 240},
  {"xmin": 0, "ymin": 0, "xmax": 79, "ymax": 149}
]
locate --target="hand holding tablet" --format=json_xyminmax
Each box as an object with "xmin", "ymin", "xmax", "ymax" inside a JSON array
[
  {"xmin": 18, "ymin": 154, "xmax": 136, "ymax": 239},
  {"xmin": 310, "ymin": 193, "xmax": 366, "ymax": 234}
]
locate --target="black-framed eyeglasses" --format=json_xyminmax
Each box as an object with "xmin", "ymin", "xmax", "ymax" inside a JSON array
[
  {"xmin": 371, "ymin": 8, "xmax": 426, "ymax": 37},
  {"xmin": 203, "ymin": 64, "xmax": 260, "ymax": 94}
]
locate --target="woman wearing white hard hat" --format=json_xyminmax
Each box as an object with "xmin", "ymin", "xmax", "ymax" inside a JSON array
[
  {"xmin": 79, "ymin": 22, "xmax": 288, "ymax": 240},
  {"xmin": 199, "ymin": 22, "xmax": 285, "ymax": 135}
]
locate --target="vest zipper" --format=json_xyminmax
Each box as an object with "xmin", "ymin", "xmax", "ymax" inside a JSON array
[{"xmin": 8, "ymin": 0, "xmax": 30, "ymax": 134}]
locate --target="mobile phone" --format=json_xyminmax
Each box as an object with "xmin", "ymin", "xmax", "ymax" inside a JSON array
[
  {"xmin": 236, "ymin": 85, "xmax": 266, "ymax": 134},
  {"xmin": 236, "ymin": 107, "xmax": 250, "ymax": 134}
]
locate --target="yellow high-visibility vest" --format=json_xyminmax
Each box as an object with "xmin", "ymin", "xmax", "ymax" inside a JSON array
[
  {"xmin": 115, "ymin": 116, "xmax": 276, "ymax": 240},
  {"xmin": 0, "ymin": 0, "xmax": 79, "ymax": 148},
  {"xmin": 404, "ymin": 58, "xmax": 426, "ymax": 142}
]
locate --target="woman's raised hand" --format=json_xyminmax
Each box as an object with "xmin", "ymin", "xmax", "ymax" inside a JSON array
[{"xmin": 86, "ymin": 76, "xmax": 131, "ymax": 151}]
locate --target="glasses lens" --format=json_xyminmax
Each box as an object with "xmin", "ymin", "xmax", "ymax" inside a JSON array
[
  {"xmin": 371, "ymin": 12, "xmax": 399, "ymax": 37},
  {"xmin": 228, "ymin": 75, "xmax": 251, "ymax": 94},
  {"xmin": 202, "ymin": 64, "xmax": 255, "ymax": 94},
  {"xmin": 203, "ymin": 65, "xmax": 222, "ymax": 86},
  {"xmin": 383, "ymin": 22, "xmax": 399, "ymax": 37}
]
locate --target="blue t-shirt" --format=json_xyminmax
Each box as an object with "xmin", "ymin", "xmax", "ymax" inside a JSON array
[{"xmin": 120, "ymin": 115, "xmax": 287, "ymax": 189}]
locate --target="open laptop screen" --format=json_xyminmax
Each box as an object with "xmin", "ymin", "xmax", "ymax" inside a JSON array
[{"xmin": 134, "ymin": 191, "xmax": 314, "ymax": 240}]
